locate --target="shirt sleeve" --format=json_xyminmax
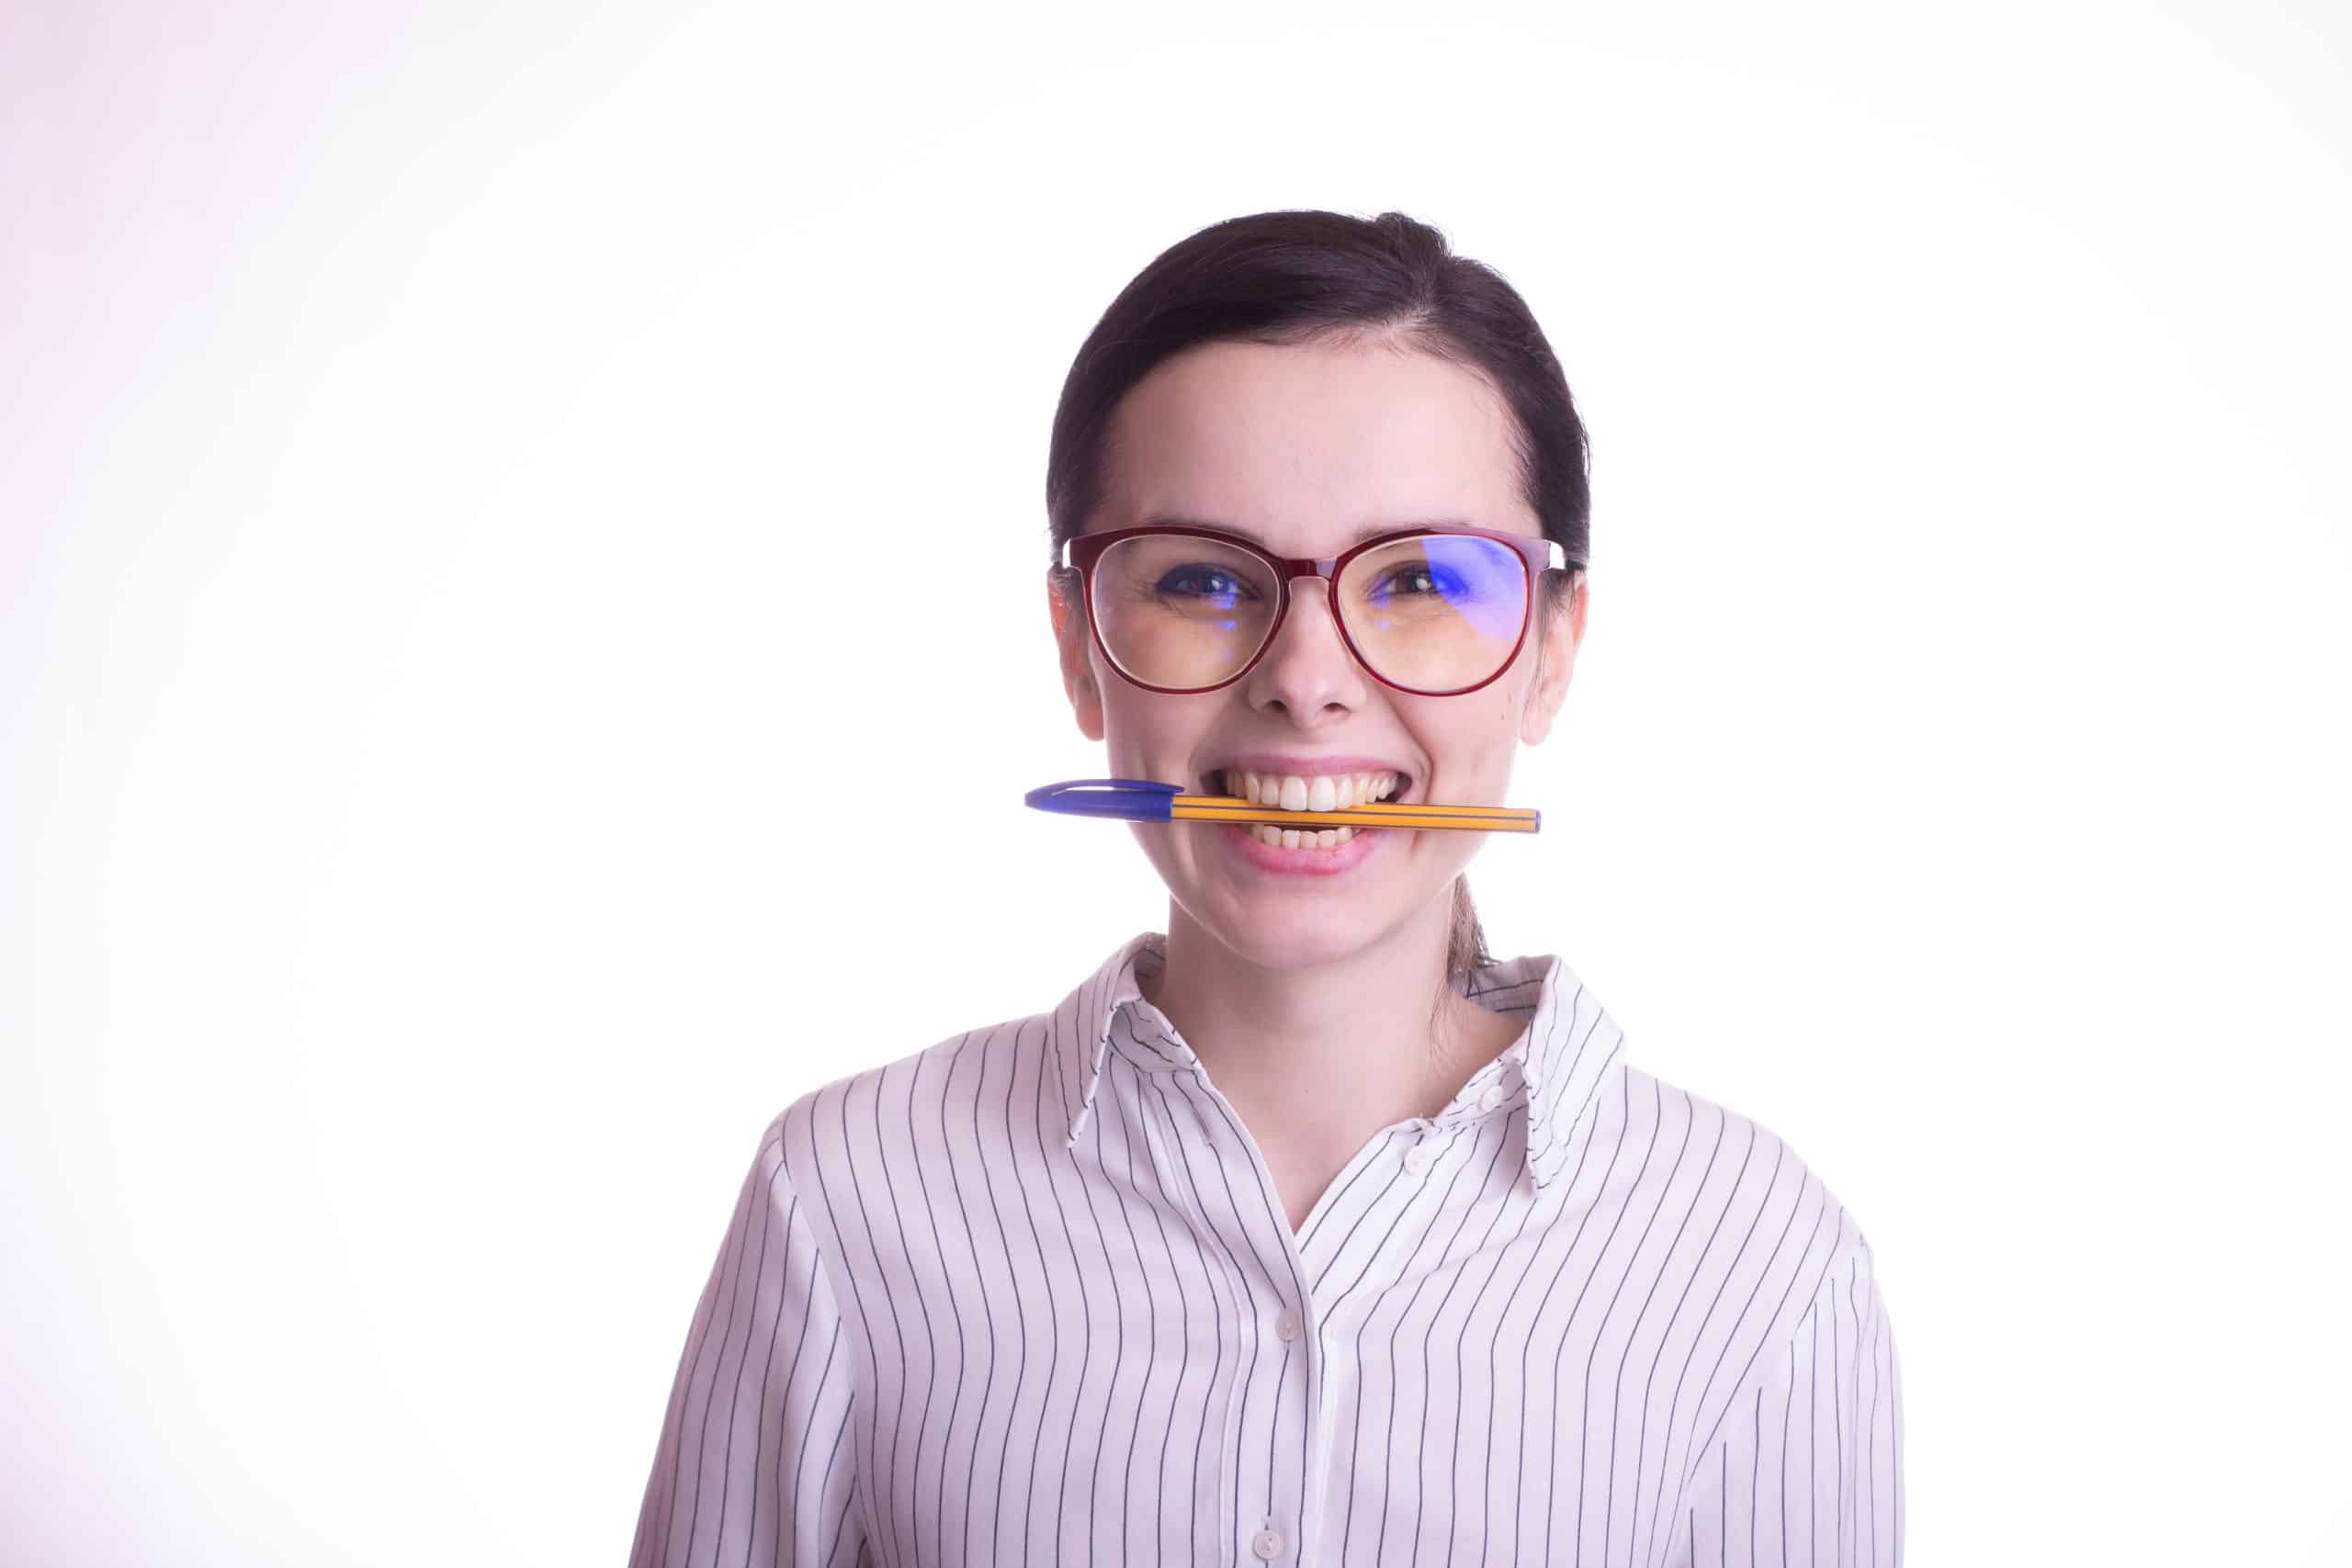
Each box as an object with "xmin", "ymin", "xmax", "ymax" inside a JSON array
[
  {"xmin": 1675, "ymin": 1239, "xmax": 1905, "ymax": 1567},
  {"xmin": 629, "ymin": 1117, "xmax": 864, "ymax": 1568}
]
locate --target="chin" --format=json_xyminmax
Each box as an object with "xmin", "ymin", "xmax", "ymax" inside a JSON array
[{"xmin": 1185, "ymin": 902, "xmax": 1396, "ymax": 973}]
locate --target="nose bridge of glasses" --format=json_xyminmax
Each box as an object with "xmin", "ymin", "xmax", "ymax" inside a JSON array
[
  {"xmin": 1273, "ymin": 558, "xmax": 1345, "ymax": 626},
  {"xmin": 1259, "ymin": 559, "xmax": 1362, "ymax": 676}
]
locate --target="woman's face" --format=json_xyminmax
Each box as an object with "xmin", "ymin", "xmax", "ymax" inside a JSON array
[{"xmin": 1050, "ymin": 335, "xmax": 1587, "ymax": 972}]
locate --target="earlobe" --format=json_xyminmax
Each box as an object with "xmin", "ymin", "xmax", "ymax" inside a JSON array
[
  {"xmin": 1520, "ymin": 687, "xmax": 1560, "ymax": 747},
  {"xmin": 1072, "ymin": 671, "xmax": 1105, "ymax": 740}
]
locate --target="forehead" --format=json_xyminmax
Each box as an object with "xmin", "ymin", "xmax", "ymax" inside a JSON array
[{"xmin": 1095, "ymin": 337, "xmax": 1535, "ymax": 548}]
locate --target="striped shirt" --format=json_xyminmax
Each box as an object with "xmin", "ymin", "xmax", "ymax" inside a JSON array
[{"xmin": 630, "ymin": 931, "xmax": 1903, "ymax": 1567}]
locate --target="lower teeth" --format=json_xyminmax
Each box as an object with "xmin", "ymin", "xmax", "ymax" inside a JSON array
[{"xmin": 1248, "ymin": 823, "xmax": 1356, "ymax": 852}]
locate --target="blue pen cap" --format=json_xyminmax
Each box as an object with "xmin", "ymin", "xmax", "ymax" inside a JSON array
[{"xmin": 1023, "ymin": 778, "xmax": 1182, "ymax": 822}]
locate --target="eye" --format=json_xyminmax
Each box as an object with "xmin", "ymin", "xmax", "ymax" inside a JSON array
[
  {"xmin": 1156, "ymin": 565, "xmax": 1259, "ymax": 602},
  {"xmin": 1370, "ymin": 565, "xmax": 1464, "ymax": 601}
]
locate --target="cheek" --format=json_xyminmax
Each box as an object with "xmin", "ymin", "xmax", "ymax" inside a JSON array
[
  {"xmin": 1420, "ymin": 704, "xmax": 1519, "ymax": 776},
  {"xmin": 1097, "ymin": 692, "xmax": 1221, "ymax": 776}
]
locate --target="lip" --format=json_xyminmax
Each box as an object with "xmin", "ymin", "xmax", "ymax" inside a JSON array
[{"xmin": 1217, "ymin": 818, "xmax": 1390, "ymax": 876}]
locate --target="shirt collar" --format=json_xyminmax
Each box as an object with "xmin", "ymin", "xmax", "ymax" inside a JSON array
[{"xmin": 1049, "ymin": 930, "xmax": 1627, "ymax": 1191}]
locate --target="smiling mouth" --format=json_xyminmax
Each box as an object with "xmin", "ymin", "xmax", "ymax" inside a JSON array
[{"xmin": 1205, "ymin": 767, "xmax": 1409, "ymax": 852}]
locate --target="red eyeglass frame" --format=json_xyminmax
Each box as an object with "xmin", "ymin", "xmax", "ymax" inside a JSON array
[{"xmin": 1059, "ymin": 522, "xmax": 1579, "ymax": 697}]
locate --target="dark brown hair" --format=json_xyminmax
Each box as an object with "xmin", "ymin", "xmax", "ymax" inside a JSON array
[{"xmin": 1044, "ymin": 209, "xmax": 1591, "ymax": 1027}]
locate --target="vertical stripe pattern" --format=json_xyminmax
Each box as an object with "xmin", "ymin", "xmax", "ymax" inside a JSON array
[{"xmin": 631, "ymin": 930, "xmax": 1904, "ymax": 1566}]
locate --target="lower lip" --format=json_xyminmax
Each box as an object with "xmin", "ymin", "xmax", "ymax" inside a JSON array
[{"xmin": 1218, "ymin": 818, "xmax": 1393, "ymax": 875}]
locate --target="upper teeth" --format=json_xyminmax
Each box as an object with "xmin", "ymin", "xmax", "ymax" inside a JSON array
[{"xmin": 1213, "ymin": 770, "xmax": 1402, "ymax": 810}]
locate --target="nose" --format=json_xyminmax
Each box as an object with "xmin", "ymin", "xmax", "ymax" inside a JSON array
[{"xmin": 1246, "ymin": 574, "xmax": 1367, "ymax": 712}]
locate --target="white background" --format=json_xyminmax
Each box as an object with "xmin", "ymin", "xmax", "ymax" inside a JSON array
[{"xmin": 6, "ymin": 1, "xmax": 2347, "ymax": 1562}]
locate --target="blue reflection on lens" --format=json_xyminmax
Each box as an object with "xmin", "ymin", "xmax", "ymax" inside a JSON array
[{"xmin": 1428, "ymin": 537, "xmax": 1519, "ymax": 642}]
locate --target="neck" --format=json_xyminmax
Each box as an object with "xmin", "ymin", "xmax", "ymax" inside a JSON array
[{"xmin": 1141, "ymin": 893, "xmax": 1506, "ymax": 1156}]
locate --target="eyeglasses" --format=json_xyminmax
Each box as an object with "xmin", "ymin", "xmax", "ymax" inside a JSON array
[{"xmin": 1059, "ymin": 523, "xmax": 1577, "ymax": 697}]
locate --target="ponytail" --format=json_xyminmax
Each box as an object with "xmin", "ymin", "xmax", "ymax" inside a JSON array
[
  {"xmin": 1446, "ymin": 871, "xmax": 1491, "ymax": 981},
  {"xmin": 1427, "ymin": 873, "xmax": 1494, "ymax": 1051}
]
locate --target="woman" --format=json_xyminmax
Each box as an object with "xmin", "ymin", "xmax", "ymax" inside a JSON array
[{"xmin": 630, "ymin": 210, "xmax": 1903, "ymax": 1567}]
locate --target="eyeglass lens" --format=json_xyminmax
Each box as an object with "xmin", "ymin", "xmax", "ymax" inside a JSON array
[{"xmin": 1090, "ymin": 533, "xmax": 1529, "ymax": 694}]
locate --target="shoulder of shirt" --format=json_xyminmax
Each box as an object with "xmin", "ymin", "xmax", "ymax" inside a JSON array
[
  {"xmin": 728, "ymin": 1007, "xmax": 1064, "ymax": 1324},
  {"xmin": 1614, "ymin": 1059, "xmax": 1880, "ymax": 1268},
  {"xmin": 1614, "ymin": 1062, "xmax": 1892, "ymax": 1463},
  {"xmin": 1615, "ymin": 1067, "xmax": 1900, "ymax": 1513},
  {"xmin": 743, "ymin": 1004, "xmax": 1060, "ymax": 1172}
]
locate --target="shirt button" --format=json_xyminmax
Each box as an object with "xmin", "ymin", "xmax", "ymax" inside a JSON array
[
  {"xmin": 1251, "ymin": 1527, "xmax": 1285, "ymax": 1560},
  {"xmin": 1402, "ymin": 1143, "xmax": 1433, "ymax": 1176},
  {"xmin": 1274, "ymin": 1308, "xmax": 1300, "ymax": 1341},
  {"xmin": 1476, "ymin": 1082, "xmax": 1504, "ymax": 1111}
]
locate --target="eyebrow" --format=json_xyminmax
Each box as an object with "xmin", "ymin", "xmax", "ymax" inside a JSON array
[{"xmin": 1137, "ymin": 512, "xmax": 1477, "ymax": 547}]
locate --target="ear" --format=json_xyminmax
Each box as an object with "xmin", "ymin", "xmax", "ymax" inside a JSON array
[
  {"xmin": 1519, "ymin": 571, "xmax": 1589, "ymax": 747},
  {"xmin": 1048, "ymin": 567, "xmax": 1107, "ymax": 741}
]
